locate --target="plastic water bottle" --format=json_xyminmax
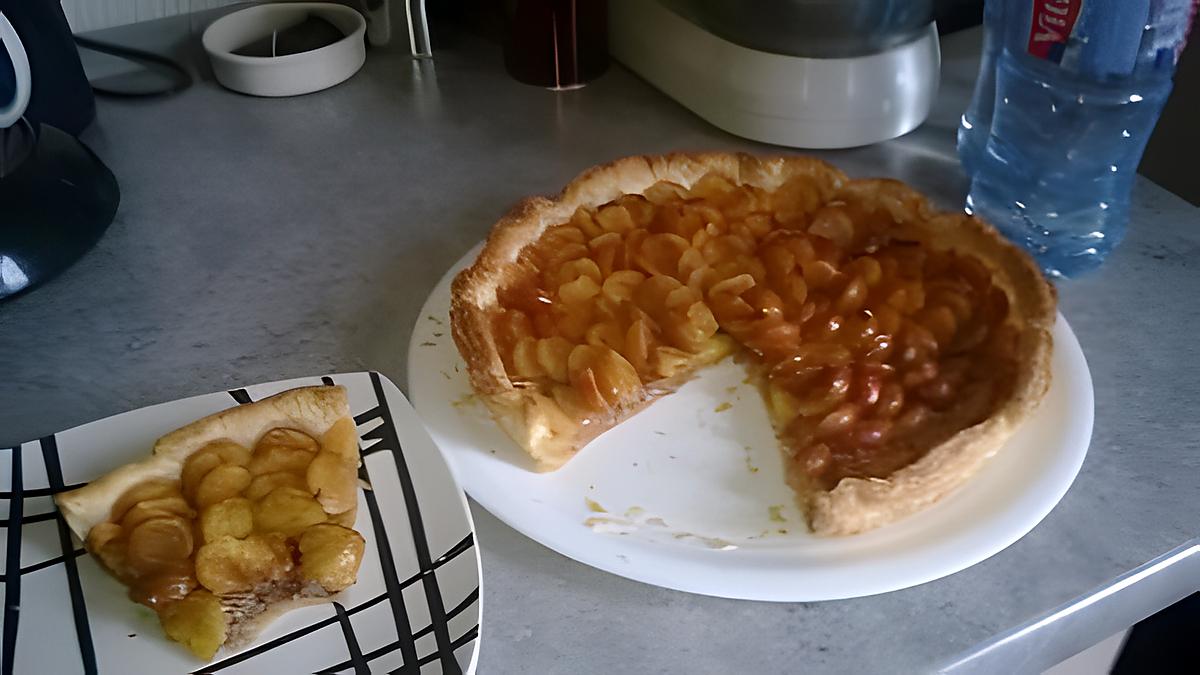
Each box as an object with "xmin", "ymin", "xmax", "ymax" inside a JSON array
[
  {"xmin": 961, "ymin": 0, "xmax": 1196, "ymax": 278},
  {"xmin": 957, "ymin": 0, "xmax": 1008, "ymax": 177}
]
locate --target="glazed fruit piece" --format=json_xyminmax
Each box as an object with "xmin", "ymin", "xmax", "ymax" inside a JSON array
[
  {"xmin": 55, "ymin": 386, "xmax": 365, "ymax": 660},
  {"xmin": 451, "ymin": 153, "xmax": 1055, "ymax": 535}
]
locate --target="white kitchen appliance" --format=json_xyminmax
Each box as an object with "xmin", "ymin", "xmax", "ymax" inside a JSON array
[{"xmin": 609, "ymin": 0, "xmax": 942, "ymax": 149}]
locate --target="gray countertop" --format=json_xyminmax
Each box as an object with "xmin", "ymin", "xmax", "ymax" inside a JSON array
[{"xmin": 2, "ymin": 16, "xmax": 1198, "ymax": 675}]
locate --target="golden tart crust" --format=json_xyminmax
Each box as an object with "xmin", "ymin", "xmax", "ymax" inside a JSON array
[
  {"xmin": 56, "ymin": 386, "xmax": 355, "ymax": 537},
  {"xmin": 451, "ymin": 152, "xmax": 1055, "ymax": 535}
]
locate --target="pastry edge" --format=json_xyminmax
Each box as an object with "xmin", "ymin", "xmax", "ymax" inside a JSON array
[
  {"xmin": 450, "ymin": 152, "xmax": 1056, "ymax": 535},
  {"xmin": 54, "ymin": 384, "xmax": 353, "ymax": 546}
]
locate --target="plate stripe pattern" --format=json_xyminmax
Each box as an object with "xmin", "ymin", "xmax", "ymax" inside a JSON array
[
  {"xmin": 362, "ymin": 371, "xmax": 460, "ymax": 675},
  {"xmin": 1, "ymin": 442, "xmax": 98, "ymax": 675},
  {"xmin": 357, "ymin": 467, "xmax": 421, "ymax": 671},
  {"xmin": 333, "ymin": 602, "xmax": 369, "ymax": 674},
  {"xmin": 2, "ymin": 447, "xmax": 22, "ymax": 675},
  {"xmin": 203, "ymin": 373, "xmax": 478, "ymax": 674},
  {"xmin": 40, "ymin": 437, "xmax": 98, "ymax": 675}
]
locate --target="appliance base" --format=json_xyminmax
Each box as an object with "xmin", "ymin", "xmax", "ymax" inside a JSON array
[{"xmin": 609, "ymin": 0, "xmax": 941, "ymax": 149}]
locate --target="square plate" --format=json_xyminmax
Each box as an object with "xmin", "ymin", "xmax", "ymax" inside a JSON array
[{"xmin": 1, "ymin": 372, "xmax": 480, "ymax": 674}]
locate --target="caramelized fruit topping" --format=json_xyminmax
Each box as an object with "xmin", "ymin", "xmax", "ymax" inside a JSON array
[
  {"xmin": 87, "ymin": 429, "xmax": 364, "ymax": 658},
  {"xmin": 492, "ymin": 173, "xmax": 1019, "ymax": 488}
]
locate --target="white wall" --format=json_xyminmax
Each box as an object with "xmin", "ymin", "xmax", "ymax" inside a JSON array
[{"xmin": 60, "ymin": 0, "xmax": 243, "ymax": 33}]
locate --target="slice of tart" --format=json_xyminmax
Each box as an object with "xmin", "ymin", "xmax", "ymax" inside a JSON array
[
  {"xmin": 55, "ymin": 385, "xmax": 366, "ymax": 660},
  {"xmin": 451, "ymin": 153, "xmax": 1055, "ymax": 535}
]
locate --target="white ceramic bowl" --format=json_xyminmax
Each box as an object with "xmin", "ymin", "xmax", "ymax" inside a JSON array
[{"xmin": 202, "ymin": 2, "xmax": 366, "ymax": 97}]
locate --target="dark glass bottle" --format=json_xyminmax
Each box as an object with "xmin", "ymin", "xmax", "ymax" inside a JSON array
[{"xmin": 503, "ymin": 0, "xmax": 609, "ymax": 90}]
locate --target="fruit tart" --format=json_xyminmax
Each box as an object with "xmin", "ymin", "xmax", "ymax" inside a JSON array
[
  {"xmin": 55, "ymin": 385, "xmax": 366, "ymax": 659},
  {"xmin": 451, "ymin": 153, "xmax": 1055, "ymax": 535}
]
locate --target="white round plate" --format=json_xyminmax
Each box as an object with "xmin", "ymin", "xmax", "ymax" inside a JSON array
[
  {"xmin": 409, "ymin": 244, "xmax": 1093, "ymax": 602},
  {"xmin": 3, "ymin": 372, "xmax": 480, "ymax": 674}
]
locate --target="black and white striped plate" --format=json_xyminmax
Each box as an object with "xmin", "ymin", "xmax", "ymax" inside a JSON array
[{"xmin": 1, "ymin": 372, "xmax": 481, "ymax": 674}]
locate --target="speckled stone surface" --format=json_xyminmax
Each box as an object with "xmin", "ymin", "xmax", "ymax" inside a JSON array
[{"xmin": 1, "ymin": 20, "xmax": 1197, "ymax": 674}]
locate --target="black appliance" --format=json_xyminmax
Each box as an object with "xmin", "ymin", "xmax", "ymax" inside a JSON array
[{"xmin": 0, "ymin": 1, "xmax": 118, "ymax": 301}]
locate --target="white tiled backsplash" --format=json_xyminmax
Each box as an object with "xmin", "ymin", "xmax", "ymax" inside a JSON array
[{"xmin": 61, "ymin": 0, "xmax": 244, "ymax": 33}]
